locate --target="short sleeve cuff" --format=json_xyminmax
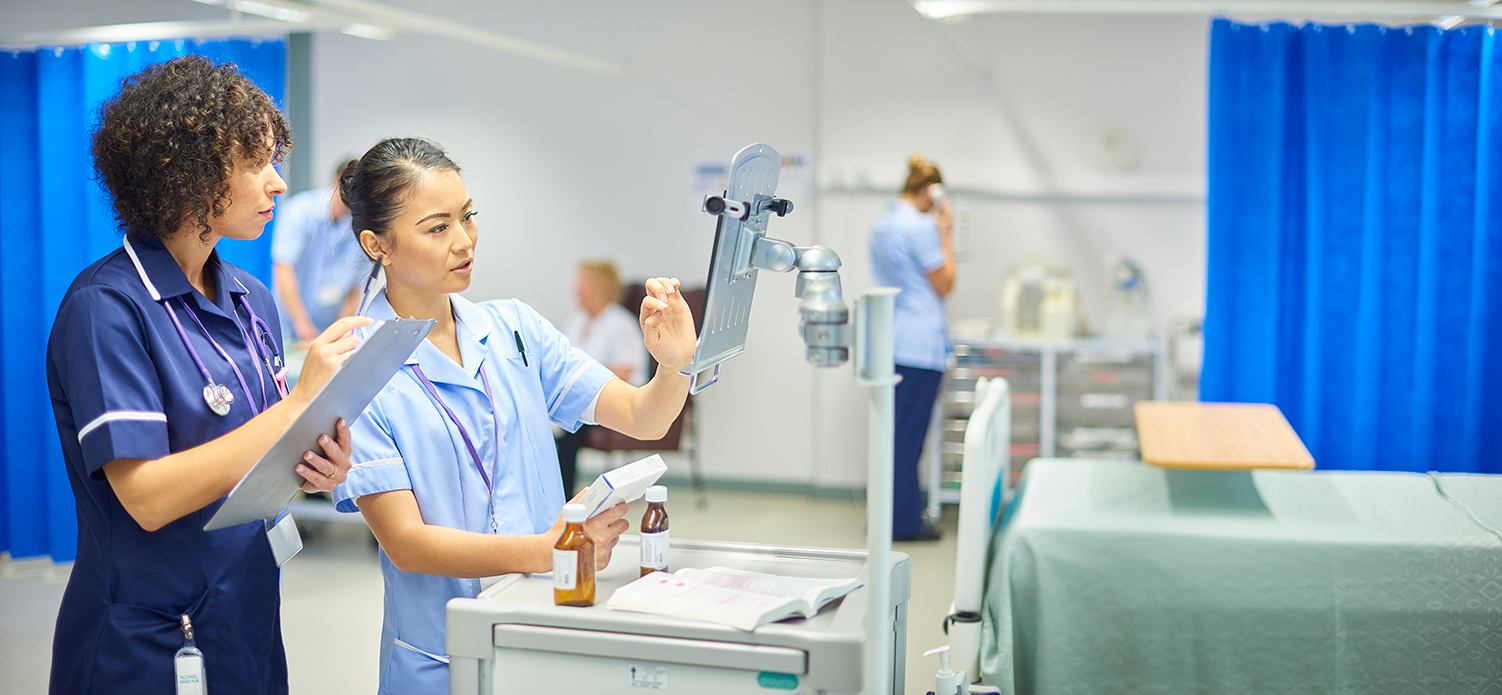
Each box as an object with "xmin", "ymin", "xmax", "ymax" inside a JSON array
[
  {"xmin": 80, "ymin": 416, "xmax": 170, "ymax": 478},
  {"xmin": 270, "ymin": 234, "xmax": 303, "ymax": 265},
  {"xmin": 918, "ymin": 246, "xmax": 947, "ymax": 273},
  {"xmin": 549, "ymin": 361, "xmax": 616, "ymax": 433},
  {"xmin": 333, "ymin": 457, "xmax": 413, "ymax": 513}
]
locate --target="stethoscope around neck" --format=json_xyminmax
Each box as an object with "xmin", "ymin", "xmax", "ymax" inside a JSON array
[{"xmin": 123, "ymin": 238, "xmax": 287, "ymax": 417}]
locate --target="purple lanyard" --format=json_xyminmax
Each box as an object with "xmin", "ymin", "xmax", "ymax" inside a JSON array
[
  {"xmin": 163, "ymin": 298, "xmax": 263, "ymax": 417},
  {"xmin": 410, "ymin": 364, "xmax": 502, "ymax": 529},
  {"xmin": 229, "ymin": 298, "xmax": 288, "ymax": 399}
]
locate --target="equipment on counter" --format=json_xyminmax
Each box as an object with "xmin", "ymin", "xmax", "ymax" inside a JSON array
[
  {"xmin": 1102, "ymin": 257, "xmax": 1152, "ymax": 341},
  {"xmin": 999, "ymin": 260, "xmax": 1084, "ymax": 340}
]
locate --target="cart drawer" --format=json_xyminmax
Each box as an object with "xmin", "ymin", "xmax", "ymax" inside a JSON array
[{"xmin": 493, "ymin": 623, "xmax": 809, "ymax": 674}]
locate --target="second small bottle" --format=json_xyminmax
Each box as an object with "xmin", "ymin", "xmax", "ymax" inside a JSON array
[
  {"xmin": 640, "ymin": 485, "xmax": 669, "ymax": 577},
  {"xmin": 553, "ymin": 503, "xmax": 595, "ymax": 606}
]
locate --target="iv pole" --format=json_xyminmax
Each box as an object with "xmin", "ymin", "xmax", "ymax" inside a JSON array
[{"xmin": 856, "ymin": 288, "xmax": 900, "ymax": 695}]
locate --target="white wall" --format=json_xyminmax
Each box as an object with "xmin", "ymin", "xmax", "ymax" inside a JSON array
[
  {"xmin": 8, "ymin": 0, "xmax": 1210, "ymax": 489},
  {"xmin": 309, "ymin": 1, "xmax": 825, "ymax": 485},
  {"xmin": 308, "ymin": 1, "xmax": 1209, "ymax": 489},
  {"xmin": 812, "ymin": 4, "xmax": 1208, "ymax": 485}
]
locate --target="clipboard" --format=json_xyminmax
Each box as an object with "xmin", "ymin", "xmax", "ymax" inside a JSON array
[{"xmin": 204, "ymin": 319, "xmax": 435, "ymax": 531}]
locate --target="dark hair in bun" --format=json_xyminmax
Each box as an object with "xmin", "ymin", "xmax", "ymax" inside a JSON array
[{"xmin": 339, "ymin": 137, "xmax": 460, "ymax": 258}]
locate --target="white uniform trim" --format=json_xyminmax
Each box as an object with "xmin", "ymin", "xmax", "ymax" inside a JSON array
[
  {"xmin": 548, "ymin": 362, "xmax": 593, "ymax": 419},
  {"xmin": 393, "ymin": 638, "xmax": 449, "ymax": 664},
  {"xmin": 579, "ymin": 381, "xmax": 610, "ymax": 426},
  {"xmin": 78, "ymin": 410, "xmax": 167, "ymax": 443},
  {"xmin": 349, "ymin": 456, "xmax": 402, "ymax": 472},
  {"xmin": 120, "ymin": 237, "xmax": 162, "ymax": 302}
]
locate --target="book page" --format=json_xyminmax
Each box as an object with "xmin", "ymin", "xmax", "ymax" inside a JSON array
[
  {"xmin": 676, "ymin": 567, "xmax": 862, "ymax": 615},
  {"xmin": 606, "ymin": 573, "xmax": 807, "ymax": 631}
]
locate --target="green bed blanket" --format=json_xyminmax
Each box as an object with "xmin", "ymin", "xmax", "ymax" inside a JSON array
[{"xmin": 980, "ymin": 459, "xmax": 1502, "ymax": 694}]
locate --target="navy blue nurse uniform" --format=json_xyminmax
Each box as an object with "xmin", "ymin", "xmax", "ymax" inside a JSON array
[{"xmin": 45, "ymin": 235, "xmax": 288, "ymax": 695}]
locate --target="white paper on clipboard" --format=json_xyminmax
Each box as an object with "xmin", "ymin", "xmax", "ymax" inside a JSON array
[{"xmin": 204, "ymin": 319, "xmax": 435, "ymax": 531}]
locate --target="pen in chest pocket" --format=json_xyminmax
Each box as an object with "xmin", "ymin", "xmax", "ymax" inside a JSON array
[{"xmin": 513, "ymin": 330, "xmax": 528, "ymax": 367}]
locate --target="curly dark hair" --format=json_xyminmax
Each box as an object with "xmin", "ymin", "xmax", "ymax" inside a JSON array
[{"xmin": 92, "ymin": 55, "xmax": 291, "ymax": 241}]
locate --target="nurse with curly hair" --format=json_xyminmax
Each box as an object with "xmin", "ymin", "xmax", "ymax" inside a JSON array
[{"xmin": 45, "ymin": 55, "xmax": 369, "ymax": 694}]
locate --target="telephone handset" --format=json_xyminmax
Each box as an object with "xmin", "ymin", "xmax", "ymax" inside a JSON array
[{"xmin": 927, "ymin": 183, "xmax": 948, "ymax": 213}]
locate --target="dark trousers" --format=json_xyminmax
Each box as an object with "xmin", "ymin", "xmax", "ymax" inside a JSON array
[
  {"xmin": 893, "ymin": 364, "xmax": 943, "ymax": 537},
  {"xmin": 555, "ymin": 428, "xmax": 586, "ymax": 498}
]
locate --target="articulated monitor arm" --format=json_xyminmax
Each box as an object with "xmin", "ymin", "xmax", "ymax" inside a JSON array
[
  {"xmin": 703, "ymin": 193, "xmax": 851, "ymax": 367},
  {"xmin": 701, "ymin": 179, "xmax": 898, "ymax": 695}
]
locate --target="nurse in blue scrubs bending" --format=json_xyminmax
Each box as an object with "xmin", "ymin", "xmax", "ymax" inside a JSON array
[
  {"xmin": 45, "ymin": 56, "xmax": 371, "ymax": 694},
  {"xmin": 331, "ymin": 137, "xmax": 695, "ymax": 694}
]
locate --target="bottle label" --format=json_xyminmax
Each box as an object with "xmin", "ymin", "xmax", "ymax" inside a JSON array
[
  {"xmin": 553, "ymin": 549, "xmax": 577, "ymax": 590},
  {"xmin": 641, "ymin": 530, "xmax": 669, "ymax": 571}
]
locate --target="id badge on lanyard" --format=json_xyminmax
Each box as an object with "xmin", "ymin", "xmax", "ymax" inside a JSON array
[
  {"xmin": 265, "ymin": 507, "xmax": 302, "ymax": 567},
  {"xmin": 176, "ymin": 614, "xmax": 206, "ymax": 695}
]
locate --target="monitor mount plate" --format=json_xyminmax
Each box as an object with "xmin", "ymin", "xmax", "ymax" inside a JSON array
[{"xmin": 683, "ymin": 144, "xmax": 781, "ymax": 393}]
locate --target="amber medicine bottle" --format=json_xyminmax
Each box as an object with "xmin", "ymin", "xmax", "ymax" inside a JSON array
[
  {"xmin": 553, "ymin": 503, "xmax": 595, "ymax": 606},
  {"xmin": 640, "ymin": 485, "xmax": 669, "ymax": 577}
]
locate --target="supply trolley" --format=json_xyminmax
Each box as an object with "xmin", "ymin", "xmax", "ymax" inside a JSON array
[{"xmin": 446, "ymin": 536, "xmax": 912, "ymax": 695}]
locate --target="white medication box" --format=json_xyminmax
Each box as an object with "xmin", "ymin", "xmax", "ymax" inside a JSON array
[{"xmin": 577, "ymin": 454, "xmax": 668, "ymax": 518}]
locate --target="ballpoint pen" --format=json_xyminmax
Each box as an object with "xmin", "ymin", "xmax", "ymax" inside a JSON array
[{"xmin": 356, "ymin": 254, "xmax": 385, "ymax": 318}]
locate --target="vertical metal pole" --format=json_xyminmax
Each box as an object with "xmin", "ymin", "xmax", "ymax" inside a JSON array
[
  {"xmin": 1040, "ymin": 346, "xmax": 1057, "ymax": 458},
  {"xmin": 286, "ymin": 32, "xmax": 314, "ymax": 195},
  {"xmin": 856, "ymin": 288, "xmax": 900, "ymax": 695}
]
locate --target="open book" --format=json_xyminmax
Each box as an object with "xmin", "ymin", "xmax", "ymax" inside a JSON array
[{"xmin": 606, "ymin": 567, "xmax": 863, "ymax": 631}]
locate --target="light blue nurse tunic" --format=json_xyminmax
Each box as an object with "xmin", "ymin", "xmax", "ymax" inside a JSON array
[
  {"xmin": 268, "ymin": 186, "xmax": 367, "ymax": 337},
  {"xmin": 333, "ymin": 289, "xmax": 615, "ymax": 694},
  {"xmin": 869, "ymin": 199, "xmax": 951, "ymax": 370}
]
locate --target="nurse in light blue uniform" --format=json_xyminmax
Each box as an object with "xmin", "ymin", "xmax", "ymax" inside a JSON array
[
  {"xmin": 868, "ymin": 153, "xmax": 957, "ymax": 542},
  {"xmin": 331, "ymin": 138, "xmax": 696, "ymax": 694},
  {"xmin": 270, "ymin": 160, "xmax": 369, "ymax": 343}
]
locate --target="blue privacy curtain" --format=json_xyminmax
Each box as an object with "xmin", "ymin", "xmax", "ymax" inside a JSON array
[
  {"xmin": 1203, "ymin": 20, "xmax": 1502, "ymax": 474},
  {"xmin": 0, "ymin": 38, "xmax": 286, "ymax": 562}
]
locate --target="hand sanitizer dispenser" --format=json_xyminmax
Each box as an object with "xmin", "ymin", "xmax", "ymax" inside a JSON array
[{"xmin": 923, "ymin": 645, "xmax": 967, "ymax": 695}]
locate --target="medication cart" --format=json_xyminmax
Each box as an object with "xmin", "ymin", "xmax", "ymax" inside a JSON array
[{"xmin": 446, "ymin": 536, "xmax": 912, "ymax": 695}]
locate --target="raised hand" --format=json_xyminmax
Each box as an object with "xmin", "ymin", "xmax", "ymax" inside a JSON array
[{"xmin": 639, "ymin": 277, "xmax": 696, "ymax": 374}]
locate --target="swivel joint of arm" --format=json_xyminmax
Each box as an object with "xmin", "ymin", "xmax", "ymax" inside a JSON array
[{"xmin": 793, "ymin": 246, "xmax": 850, "ymax": 368}]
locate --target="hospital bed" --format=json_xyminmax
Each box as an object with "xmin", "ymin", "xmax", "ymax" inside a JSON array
[
  {"xmin": 949, "ymin": 412, "xmax": 1502, "ymax": 693},
  {"xmin": 446, "ymin": 536, "xmax": 911, "ymax": 694}
]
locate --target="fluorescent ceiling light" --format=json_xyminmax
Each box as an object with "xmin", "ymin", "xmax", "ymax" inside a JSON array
[
  {"xmin": 914, "ymin": 0, "xmax": 1502, "ymax": 20},
  {"xmin": 341, "ymin": 23, "xmax": 394, "ymax": 40},
  {"xmin": 231, "ymin": 0, "xmax": 313, "ymax": 23},
  {"xmin": 0, "ymin": 19, "xmax": 343, "ymax": 49},
  {"xmin": 187, "ymin": 0, "xmax": 312, "ymax": 23},
  {"xmin": 5, "ymin": 0, "xmax": 625, "ymax": 78}
]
